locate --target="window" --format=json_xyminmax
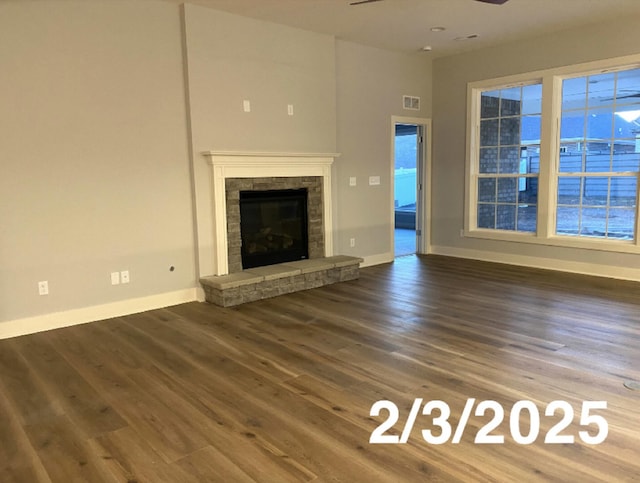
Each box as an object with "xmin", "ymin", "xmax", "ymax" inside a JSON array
[
  {"xmin": 557, "ymin": 69, "xmax": 640, "ymax": 239},
  {"xmin": 477, "ymin": 84, "xmax": 541, "ymax": 232},
  {"xmin": 467, "ymin": 56, "xmax": 640, "ymax": 253}
]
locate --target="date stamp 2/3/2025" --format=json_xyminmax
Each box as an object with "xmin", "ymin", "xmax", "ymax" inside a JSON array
[{"xmin": 369, "ymin": 398, "xmax": 608, "ymax": 445}]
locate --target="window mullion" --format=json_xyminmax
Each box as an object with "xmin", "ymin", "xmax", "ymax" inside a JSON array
[
  {"xmin": 537, "ymin": 74, "xmax": 561, "ymax": 239},
  {"xmin": 636, "ymin": 172, "xmax": 640, "ymax": 245},
  {"xmin": 465, "ymin": 85, "xmax": 481, "ymax": 233}
]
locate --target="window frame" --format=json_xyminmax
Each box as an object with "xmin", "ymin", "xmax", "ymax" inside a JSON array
[
  {"xmin": 465, "ymin": 54, "xmax": 640, "ymax": 254},
  {"xmin": 474, "ymin": 79, "xmax": 543, "ymax": 234}
]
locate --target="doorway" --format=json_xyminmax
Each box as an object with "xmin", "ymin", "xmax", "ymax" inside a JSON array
[{"xmin": 391, "ymin": 116, "xmax": 431, "ymax": 258}]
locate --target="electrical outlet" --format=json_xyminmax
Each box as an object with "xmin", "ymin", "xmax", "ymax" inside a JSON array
[
  {"xmin": 120, "ymin": 270, "xmax": 130, "ymax": 284},
  {"xmin": 38, "ymin": 281, "xmax": 49, "ymax": 296},
  {"xmin": 350, "ymin": 238, "xmax": 356, "ymax": 248},
  {"xmin": 111, "ymin": 272, "xmax": 120, "ymax": 285},
  {"xmin": 369, "ymin": 175, "xmax": 381, "ymax": 186}
]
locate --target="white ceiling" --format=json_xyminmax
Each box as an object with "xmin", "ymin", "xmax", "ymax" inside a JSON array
[{"xmin": 169, "ymin": 0, "xmax": 640, "ymax": 57}]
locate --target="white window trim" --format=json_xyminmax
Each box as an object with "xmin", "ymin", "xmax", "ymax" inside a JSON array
[{"xmin": 464, "ymin": 53, "xmax": 640, "ymax": 254}]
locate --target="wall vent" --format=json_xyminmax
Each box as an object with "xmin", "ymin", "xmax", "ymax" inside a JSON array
[{"xmin": 403, "ymin": 95, "xmax": 420, "ymax": 111}]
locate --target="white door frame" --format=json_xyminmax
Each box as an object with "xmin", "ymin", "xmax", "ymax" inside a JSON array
[{"xmin": 390, "ymin": 115, "xmax": 433, "ymax": 256}]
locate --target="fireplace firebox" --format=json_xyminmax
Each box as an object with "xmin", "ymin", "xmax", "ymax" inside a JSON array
[{"xmin": 239, "ymin": 188, "xmax": 309, "ymax": 269}]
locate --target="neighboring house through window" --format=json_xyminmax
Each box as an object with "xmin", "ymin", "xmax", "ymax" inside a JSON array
[
  {"xmin": 477, "ymin": 83, "xmax": 541, "ymax": 232},
  {"xmin": 557, "ymin": 69, "xmax": 640, "ymax": 240}
]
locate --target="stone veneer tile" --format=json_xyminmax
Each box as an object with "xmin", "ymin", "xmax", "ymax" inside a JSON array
[
  {"xmin": 245, "ymin": 264, "xmax": 301, "ymax": 281},
  {"xmin": 329, "ymin": 255, "xmax": 365, "ymax": 268},
  {"xmin": 200, "ymin": 271, "xmax": 263, "ymax": 290},
  {"xmin": 225, "ymin": 176, "xmax": 324, "ymax": 273},
  {"xmin": 281, "ymin": 258, "xmax": 335, "ymax": 274}
]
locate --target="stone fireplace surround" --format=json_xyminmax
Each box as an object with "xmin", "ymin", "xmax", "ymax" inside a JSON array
[
  {"xmin": 202, "ymin": 151, "xmax": 336, "ymax": 275},
  {"xmin": 225, "ymin": 175, "xmax": 324, "ymax": 274},
  {"xmin": 199, "ymin": 152, "xmax": 362, "ymax": 306}
]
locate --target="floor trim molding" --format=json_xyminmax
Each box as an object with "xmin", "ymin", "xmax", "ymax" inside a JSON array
[
  {"xmin": 361, "ymin": 252, "xmax": 394, "ymax": 268},
  {"xmin": 431, "ymin": 245, "xmax": 640, "ymax": 282},
  {"xmin": 0, "ymin": 288, "xmax": 199, "ymax": 340}
]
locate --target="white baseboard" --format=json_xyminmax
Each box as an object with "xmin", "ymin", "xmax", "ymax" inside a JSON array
[
  {"xmin": 431, "ymin": 245, "xmax": 640, "ymax": 282},
  {"xmin": 0, "ymin": 288, "xmax": 199, "ymax": 340},
  {"xmin": 361, "ymin": 252, "xmax": 394, "ymax": 268}
]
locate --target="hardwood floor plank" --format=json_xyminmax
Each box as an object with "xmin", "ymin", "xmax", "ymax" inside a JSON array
[
  {"xmin": 127, "ymin": 310, "xmax": 299, "ymax": 384},
  {"xmin": 47, "ymin": 326, "xmax": 214, "ymax": 464},
  {"xmin": 22, "ymin": 415, "xmax": 118, "ymax": 482},
  {"xmin": 174, "ymin": 446, "xmax": 257, "ymax": 482},
  {"xmin": 166, "ymin": 302, "xmax": 394, "ymax": 393},
  {"xmin": 140, "ymin": 364, "xmax": 321, "ymax": 483},
  {"xmin": 0, "ymin": 340, "xmax": 64, "ymax": 426},
  {"xmin": 50, "ymin": 315, "xmax": 320, "ymax": 481},
  {"xmin": 0, "ymin": 390, "xmax": 51, "ymax": 483},
  {"xmin": 89, "ymin": 426, "xmax": 195, "ymax": 482},
  {"xmin": 1, "ymin": 254, "xmax": 639, "ymax": 481},
  {"xmin": 11, "ymin": 333, "xmax": 128, "ymax": 438},
  {"xmin": 120, "ymin": 316, "xmax": 440, "ymax": 481}
]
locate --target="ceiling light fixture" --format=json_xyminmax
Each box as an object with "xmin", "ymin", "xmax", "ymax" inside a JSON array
[
  {"xmin": 430, "ymin": 26, "xmax": 446, "ymax": 32},
  {"xmin": 421, "ymin": 45, "xmax": 433, "ymax": 52}
]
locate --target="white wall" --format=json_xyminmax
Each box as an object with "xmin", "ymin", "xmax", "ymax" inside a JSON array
[
  {"xmin": 431, "ymin": 15, "xmax": 640, "ymax": 279},
  {"xmin": 0, "ymin": 1, "xmax": 196, "ymax": 328}
]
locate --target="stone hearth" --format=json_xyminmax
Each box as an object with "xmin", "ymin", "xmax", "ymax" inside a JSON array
[{"xmin": 200, "ymin": 255, "xmax": 362, "ymax": 307}]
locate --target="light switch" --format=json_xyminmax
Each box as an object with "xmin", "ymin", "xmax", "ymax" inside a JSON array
[
  {"xmin": 243, "ymin": 100, "xmax": 251, "ymax": 112},
  {"xmin": 287, "ymin": 104, "xmax": 294, "ymax": 116},
  {"xmin": 369, "ymin": 176, "xmax": 381, "ymax": 186},
  {"xmin": 349, "ymin": 177, "xmax": 357, "ymax": 187}
]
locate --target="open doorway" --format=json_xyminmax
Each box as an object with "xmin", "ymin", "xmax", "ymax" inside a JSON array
[{"xmin": 391, "ymin": 117, "xmax": 430, "ymax": 258}]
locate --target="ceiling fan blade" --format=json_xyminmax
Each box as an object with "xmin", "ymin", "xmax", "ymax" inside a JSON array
[
  {"xmin": 350, "ymin": 0, "xmax": 384, "ymax": 5},
  {"xmin": 475, "ymin": 0, "xmax": 510, "ymax": 4}
]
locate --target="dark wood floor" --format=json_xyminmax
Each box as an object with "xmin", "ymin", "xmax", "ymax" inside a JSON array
[{"xmin": 1, "ymin": 255, "xmax": 639, "ymax": 482}]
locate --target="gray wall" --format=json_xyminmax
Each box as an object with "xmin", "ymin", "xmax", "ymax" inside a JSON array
[
  {"xmin": 431, "ymin": 16, "xmax": 640, "ymax": 273},
  {"xmin": 183, "ymin": 4, "xmax": 337, "ymax": 277},
  {"xmin": 0, "ymin": 1, "xmax": 195, "ymax": 323},
  {"xmin": 0, "ymin": 0, "xmax": 433, "ymax": 327},
  {"xmin": 335, "ymin": 40, "xmax": 432, "ymax": 258},
  {"xmin": 7, "ymin": 0, "xmax": 634, "ymax": 329}
]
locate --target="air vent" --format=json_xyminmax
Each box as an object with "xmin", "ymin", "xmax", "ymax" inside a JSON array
[{"xmin": 403, "ymin": 95, "xmax": 420, "ymax": 111}]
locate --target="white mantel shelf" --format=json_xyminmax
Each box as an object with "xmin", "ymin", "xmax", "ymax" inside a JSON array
[
  {"xmin": 203, "ymin": 151, "xmax": 340, "ymax": 159},
  {"xmin": 202, "ymin": 151, "xmax": 339, "ymax": 276}
]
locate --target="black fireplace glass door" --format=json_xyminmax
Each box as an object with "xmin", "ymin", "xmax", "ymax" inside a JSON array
[{"xmin": 239, "ymin": 189, "xmax": 309, "ymax": 269}]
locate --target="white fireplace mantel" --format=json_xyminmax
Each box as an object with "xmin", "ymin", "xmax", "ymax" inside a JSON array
[{"xmin": 202, "ymin": 151, "xmax": 339, "ymax": 276}]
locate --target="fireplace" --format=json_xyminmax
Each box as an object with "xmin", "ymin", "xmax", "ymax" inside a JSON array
[
  {"xmin": 202, "ymin": 151, "xmax": 338, "ymax": 276},
  {"xmin": 239, "ymin": 188, "xmax": 309, "ymax": 269},
  {"xmin": 199, "ymin": 152, "xmax": 364, "ymax": 307}
]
